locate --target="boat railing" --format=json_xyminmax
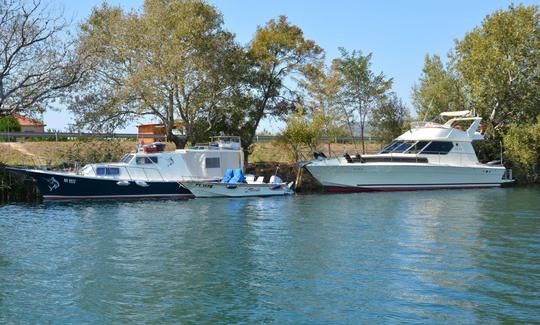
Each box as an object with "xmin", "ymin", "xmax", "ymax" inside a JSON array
[
  {"xmin": 84, "ymin": 163, "xmax": 168, "ymax": 182},
  {"xmin": 191, "ymin": 136, "xmax": 242, "ymax": 150},
  {"xmin": 410, "ymin": 121, "xmax": 446, "ymax": 129},
  {"xmin": 341, "ymin": 150, "xmax": 479, "ymax": 165},
  {"xmin": 177, "ymin": 175, "xmax": 221, "ymax": 182}
]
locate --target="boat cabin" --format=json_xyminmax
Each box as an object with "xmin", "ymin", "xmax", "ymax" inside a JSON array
[
  {"xmin": 79, "ymin": 136, "xmax": 244, "ymax": 181},
  {"xmin": 343, "ymin": 111, "xmax": 489, "ymax": 166}
]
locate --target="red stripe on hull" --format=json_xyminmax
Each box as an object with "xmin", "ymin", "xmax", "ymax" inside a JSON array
[{"xmin": 325, "ymin": 185, "xmax": 500, "ymax": 193}]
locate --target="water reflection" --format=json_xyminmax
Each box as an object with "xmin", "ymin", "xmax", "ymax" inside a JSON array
[{"xmin": 0, "ymin": 188, "xmax": 539, "ymax": 323}]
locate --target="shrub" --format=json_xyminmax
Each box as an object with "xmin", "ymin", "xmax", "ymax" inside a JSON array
[
  {"xmin": 503, "ymin": 118, "xmax": 540, "ymax": 183},
  {"xmin": 0, "ymin": 116, "xmax": 21, "ymax": 132}
]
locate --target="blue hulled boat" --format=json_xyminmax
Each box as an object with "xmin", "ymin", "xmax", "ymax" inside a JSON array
[{"xmin": 7, "ymin": 136, "xmax": 244, "ymax": 201}]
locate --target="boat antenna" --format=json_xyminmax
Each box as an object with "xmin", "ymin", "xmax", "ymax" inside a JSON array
[{"xmin": 423, "ymin": 99, "xmax": 434, "ymax": 122}]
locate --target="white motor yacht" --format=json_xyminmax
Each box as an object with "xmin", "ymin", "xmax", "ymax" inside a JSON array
[{"xmin": 304, "ymin": 111, "xmax": 514, "ymax": 192}]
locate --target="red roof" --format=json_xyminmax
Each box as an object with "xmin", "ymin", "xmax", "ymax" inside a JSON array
[{"xmin": 15, "ymin": 115, "xmax": 45, "ymax": 127}]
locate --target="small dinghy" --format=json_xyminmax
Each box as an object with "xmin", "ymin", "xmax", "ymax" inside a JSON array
[{"xmin": 182, "ymin": 169, "xmax": 294, "ymax": 198}]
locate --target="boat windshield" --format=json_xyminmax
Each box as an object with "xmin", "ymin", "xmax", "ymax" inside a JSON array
[
  {"xmin": 379, "ymin": 140, "xmax": 429, "ymax": 154},
  {"xmin": 392, "ymin": 141, "xmax": 416, "ymax": 153},
  {"xmin": 120, "ymin": 154, "xmax": 134, "ymax": 164},
  {"xmin": 379, "ymin": 141, "xmax": 415, "ymax": 154},
  {"xmin": 379, "ymin": 141, "xmax": 402, "ymax": 153}
]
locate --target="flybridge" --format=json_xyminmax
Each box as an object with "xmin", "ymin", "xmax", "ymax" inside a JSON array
[{"xmin": 406, "ymin": 111, "xmax": 484, "ymax": 142}]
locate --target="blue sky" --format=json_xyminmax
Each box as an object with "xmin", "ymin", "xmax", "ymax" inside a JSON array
[{"xmin": 46, "ymin": 0, "xmax": 539, "ymax": 133}]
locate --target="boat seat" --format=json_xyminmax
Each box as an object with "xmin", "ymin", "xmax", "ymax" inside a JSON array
[
  {"xmin": 254, "ymin": 176, "xmax": 265, "ymax": 184},
  {"xmin": 245, "ymin": 174, "xmax": 256, "ymax": 183}
]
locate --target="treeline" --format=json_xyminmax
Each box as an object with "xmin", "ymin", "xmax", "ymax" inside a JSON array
[
  {"xmin": 0, "ymin": 1, "xmax": 539, "ymax": 181},
  {"xmin": 0, "ymin": 0, "xmax": 408, "ymax": 164},
  {"xmin": 412, "ymin": 4, "xmax": 540, "ymax": 182}
]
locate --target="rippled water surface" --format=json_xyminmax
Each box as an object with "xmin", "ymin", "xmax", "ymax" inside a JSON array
[{"xmin": 1, "ymin": 187, "xmax": 539, "ymax": 324}]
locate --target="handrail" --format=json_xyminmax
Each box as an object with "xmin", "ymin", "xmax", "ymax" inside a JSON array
[
  {"xmin": 80, "ymin": 163, "xmax": 170, "ymax": 182},
  {"xmin": 338, "ymin": 150, "xmax": 483, "ymax": 165}
]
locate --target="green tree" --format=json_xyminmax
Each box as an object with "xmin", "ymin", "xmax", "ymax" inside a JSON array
[
  {"xmin": 411, "ymin": 54, "xmax": 468, "ymax": 120},
  {"xmin": 334, "ymin": 48, "xmax": 393, "ymax": 154},
  {"xmin": 0, "ymin": 115, "xmax": 21, "ymax": 132},
  {"xmin": 0, "ymin": 0, "xmax": 84, "ymax": 117},
  {"xmin": 370, "ymin": 93, "xmax": 410, "ymax": 145},
  {"xmin": 503, "ymin": 118, "xmax": 540, "ymax": 182},
  {"xmin": 278, "ymin": 112, "xmax": 321, "ymax": 162},
  {"xmin": 237, "ymin": 16, "xmax": 323, "ymax": 162},
  {"xmin": 297, "ymin": 61, "xmax": 347, "ymax": 154},
  {"xmin": 70, "ymin": 0, "xmax": 243, "ymax": 148},
  {"xmin": 454, "ymin": 4, "xmax": 540, "ymax": 136}
]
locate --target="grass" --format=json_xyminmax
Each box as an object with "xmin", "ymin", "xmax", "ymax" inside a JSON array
[{"xmin": 0, "ymin": 139, "xmax": 384, "ymax": 166}]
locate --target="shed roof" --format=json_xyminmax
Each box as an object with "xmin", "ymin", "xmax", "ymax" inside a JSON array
[{"xmin": 14, "ymin": 115, "xmax": 45, "ymax": 127}]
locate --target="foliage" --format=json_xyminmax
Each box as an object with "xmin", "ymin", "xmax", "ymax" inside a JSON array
[
  {"xmin": 503, "ymin": 118, "xmax": 540, "ymax": 182},
  {"xmin": 236, "ymin": 15, "xmax": 323, "ymax": 161},
  {"xmin": 453, "ymin": 4, "xmax": 540, "ymax": 136},
  {"xmin": 56, "ymin": 140, "xmax": 137, "ymax": 166},
  {"xmin": 70, "ymin": 0, "xmax": 243, "ymax": 148},
  {"xmin": 370, "ymin": 93, "xmax": 410, "ymax": 144},
  {"xmin": 278, "ymin": 112, "xmax": 321, "ymax": 162},
  {"xmin": 297, "ymin": 61, "xmax": 348, "ymax": 153},
  {"xmin": 0, "ymin": 115, "xmax": 21, "ymax": 132},
  {"xmin": 0, "ymin": 0, "xmax": 84, "ymax": 117},
  {"xmin": 334, "ymin": 48, "xmax": 393, "ymax": 153},
  {"xmin": 411, "ymin": 54, "xmax": 468, "ymax": 121}
]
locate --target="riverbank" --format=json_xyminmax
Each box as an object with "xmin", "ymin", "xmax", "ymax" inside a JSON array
[
  {"xmin": 0, "ymin": 162, "xmax": 322, "ymax": 203},
  {"xmin": 0, "ymin": 164, "xmax": 41, "ymax": 203}
]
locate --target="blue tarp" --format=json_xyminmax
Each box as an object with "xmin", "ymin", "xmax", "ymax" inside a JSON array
[
  {"xmin": 221, "ymin": 169, "xmax": 234, "ymax": 183},
  {"xmin": 229, "ymin": 168, "xmax": 246, "ymax": 183}
]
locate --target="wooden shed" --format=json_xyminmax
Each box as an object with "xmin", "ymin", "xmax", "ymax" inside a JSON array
[
  {"xmin": 137, "ymin": 123, "xmax": 168, "ymax": 144},
  {"xmin": 15, "ymin": 115, "xmax": 45, "ymax": 133}
]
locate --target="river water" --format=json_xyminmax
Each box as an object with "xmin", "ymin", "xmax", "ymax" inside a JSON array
[{"xmin": 0, "ymin": 187, "xmax": 539, "ymax": 324}]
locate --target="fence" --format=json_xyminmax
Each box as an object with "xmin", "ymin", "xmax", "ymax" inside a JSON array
[
  {"xmin": 0, "ymin": 132, "xmax": 171, "ymax": 141},
  {"xmin": 0, "ymin": 132, "xmax": 382, "ymax": 143}
]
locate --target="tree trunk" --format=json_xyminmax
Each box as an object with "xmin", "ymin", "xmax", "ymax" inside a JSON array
[
  {"xmin": 168, "ymin": 132, "xmax": 186, "ymax": 149},
  {"xmin": 360, "ymin": 123, "xmax": 366, "ymax": 154},
  {"xmin": 242, "ymin": 145, "xmax": 250, "ymax": 166}
]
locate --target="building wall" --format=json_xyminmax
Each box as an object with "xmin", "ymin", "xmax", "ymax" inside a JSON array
[
  {"xmin": 20, "ymin": 125, "xmax": 45, "ymax": 133},
  {"xmin": 137, "ymin": 124, "xmax": 166, "ymax": 144}
]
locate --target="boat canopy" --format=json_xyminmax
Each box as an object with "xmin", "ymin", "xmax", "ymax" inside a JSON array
[{"xmin": 439, "ymin": 110, "xmax": 471, "ymax": 118}]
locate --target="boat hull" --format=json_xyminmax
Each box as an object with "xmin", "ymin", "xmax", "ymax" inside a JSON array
[
  {"xmin": 7, "ymin": 168, "xmax": 194, "ymax": 201},
  {"xmin": 304, "ymin": 163, "xmax": 507, "ymax": 192},
  {"xmin": 182, "ymin": 181, "xmax": 292, "ymax": 198}
]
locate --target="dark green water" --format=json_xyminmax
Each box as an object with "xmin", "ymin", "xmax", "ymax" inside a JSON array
[{"xmin": 0, "ymin": 187, "xmax": 539, "ymax": 324}]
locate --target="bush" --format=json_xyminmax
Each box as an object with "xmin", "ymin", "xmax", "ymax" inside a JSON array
[
  {"xmin": 56, "ymin": 140, "xmax": 137, "ymax": 167},
  {"xmin": 503, "ymin": 118, "xmax": 540, "ymax": 183},
  {"xmin": 0, "ymin": 116, "xmax": 21, "ymax": 133}
]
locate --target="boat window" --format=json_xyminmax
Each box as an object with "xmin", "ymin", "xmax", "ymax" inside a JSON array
[
  {"xmin": 120, "ymin": 154, "xmax": 134, "ymax": 164},
  {"xmin": 420, "ymin": 141, "xmax": 454, "ymax": 155},
  {"xmin": 379, "ymin": 141, "xmax": 402, "ymax": 153},
  {"xmin": 136, "ymin": 156, "xmax": 158, "ymax": 164},
  {"xmin": 205, "ymin": 157, "xmax": 220, "ymax": 169},
  {"xmin": 96, "ymin": 167, "xmax": 121, "ymax": 175},
  {"xmin": 406, "ymin": 141, "xmax": 430, "ymax": 154},
  {"xmin": 391, "ymin": 141, "xmax": 415, "ymax": 153}
]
